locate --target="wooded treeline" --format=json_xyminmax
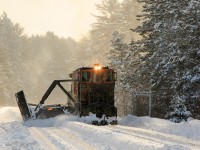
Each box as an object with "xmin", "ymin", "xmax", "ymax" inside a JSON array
[
  {"xmin": 0, "ymin": 0, "xmax": 199, "ymax": 122},
  {"xmin": 88, "ymin": 0, "xmax": 199, "ymax": 122},
  {"xmin": 99, "ymin": 0, "xmax": 200, "ymax": 122},
  {"xmin": 0, "ymin": 12, "xmax": 94, "ymax": 105}
]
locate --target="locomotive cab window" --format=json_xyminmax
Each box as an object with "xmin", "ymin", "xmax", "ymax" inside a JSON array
[
  {"xmin": 82, "ymin": 72, "xmax": 91, "ymax": 82},
  {"xmin": 93, "ymin": 72, "xmax": 104, "ymax": 82},
  {"xmin": 106, "ymin": 71, "xmax": 113, "ymax": 82}
]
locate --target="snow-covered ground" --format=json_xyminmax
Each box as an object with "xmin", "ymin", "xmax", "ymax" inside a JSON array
[{"xmin": 0, "ymin": 107, "xmax": 200, "ymax": 150}]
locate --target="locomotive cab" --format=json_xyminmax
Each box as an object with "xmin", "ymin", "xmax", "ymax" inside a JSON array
[{"xmin": 70, "ymin": 64, "xmax": 117, "ymax": 119}]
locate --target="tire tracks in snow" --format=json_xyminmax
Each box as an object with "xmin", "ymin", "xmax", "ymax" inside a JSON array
[
  {"xmin": 29, "ymin": 122, "xmax": 200, "ymax": 150},
  {"xmin": 50, "ymin": 128, "xmax": 96, "ymax": 150},
  {"xmin": 62, "ymin": 122, "xmax": 166, "ymax": 149},
  {"xmin": 105, "ymin": 125, "xmax": 200, "ymax": 150},
  {"xmin": 30, "ymin": 127, "xmax": 58, "ymax": 150},
  {"xmin": 30, "ymin": 127, "xmax": 96, "ymax": 150}
]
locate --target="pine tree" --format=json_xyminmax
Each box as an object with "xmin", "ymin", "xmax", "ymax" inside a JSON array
[
  {"xmin": 167, "ymin": 95, "xmax": 191, "ymax": 123},
  {"xmin": 134, "ymin": 0, "xmax": 200, "ymax": 119},
  {"xmin": 173, "ymin": 0, "xmax": 200, "ymax": 119},
  {"xmin": 108, "ymin": 31, "xmax": 129, "ymax": 116},
  {"xmin": 0, "ymin": 12, "xmax": 24, "ymax": 105},
  {"xmin": 120, "ymin": 0, "xmax": 142, "ymax": 40},
  {"xmin": 89, "ymin": 0, "xmax": 142, "ymax": 65},
  {"xmin": 90, "ymin": 0, "xmax": 121, "ymax": 64}
]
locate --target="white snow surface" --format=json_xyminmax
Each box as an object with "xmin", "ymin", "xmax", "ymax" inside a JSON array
[{"xmin": 0, "ymin": 107, "xmax": 200, "ymax": 150}]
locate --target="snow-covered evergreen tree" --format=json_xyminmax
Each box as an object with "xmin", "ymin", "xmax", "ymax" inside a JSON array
[
  {"xmin": 173, "ymin": 0, "xmax": 200, "ymax": 119},
  {"xmin": 0, "ymin": 12, "xmax": 25, "ymax": 105},
  {"xmin": 90, "ymin": 0, "xmax": 121, "ymax": 64},
  {"xmin": 108, "ymin": 31, "xmax": 129, "ymax": 116},
  {"xmin": 108, "ymin": 30, "xmax": 151, "ymax": 115},
  {"xmin": 122, "ymin": 40, "xmax": 148, "ymax": 92},
  {"xmin": 89, "ymin": 0, "xmax": 142, "ymax": 65},
  {"xmin": 109, "ymin": 31, "xmax": 128, "ymax": 76},
  {"xmin": 167, "ymin": 95, "xmax": 191, "ymax": 123},
  {"xmin": 135, "ymin": 0, "xmax": 200, "ymax": 120}
]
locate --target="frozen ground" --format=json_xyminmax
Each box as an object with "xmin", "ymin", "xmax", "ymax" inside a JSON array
[{"xmin": 0, "ymin": 107, "xmax": 200, "ymax": 150}]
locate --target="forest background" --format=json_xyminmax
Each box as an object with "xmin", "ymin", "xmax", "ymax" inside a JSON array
[{"xmin": 0, "ymin": 0, "xmax": 199, "ymax": 122}]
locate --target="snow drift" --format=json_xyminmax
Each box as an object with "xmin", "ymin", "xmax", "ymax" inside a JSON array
[
  {"xmin": 1, "ymin": 107, "xmax": 200, "ymax": 141},
  {"xmin": 0, "ymin": 107, "xmax": 22, "ymax": 123}
]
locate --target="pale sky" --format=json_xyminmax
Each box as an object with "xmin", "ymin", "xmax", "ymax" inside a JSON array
[{"xmin": 0, "ymin": 0, "xmax": 100, "ymax": 40}]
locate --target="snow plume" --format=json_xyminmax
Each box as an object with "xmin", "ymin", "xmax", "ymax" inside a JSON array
[
  {"xmin": 24, "ymin": 113, "xmax": 117, "ymax": 128},
  {"xmin": 0, "ymin": 106, "xmax": 114, "ymax": 126},
  {"xmin": 0, "ymin": 107, "xmax": 22, "ymax": 123},
  {"xmin": 26, "ymin": 48, "xmax": 52, "ymax": 83},
  {"xmin": 23, "ymin": 47, "xmax": 54, "ymax": 102}
]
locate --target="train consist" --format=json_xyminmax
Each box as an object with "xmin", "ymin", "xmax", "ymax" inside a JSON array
[{"xmin": 15, "ymin": 64, "xmax": 117, "ymax": 125}]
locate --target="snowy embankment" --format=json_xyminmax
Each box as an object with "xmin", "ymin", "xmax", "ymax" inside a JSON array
[
  {"xmin": 119, "ymin": 115, "xmax": 200, "ymax": 141},
  {"xmin": 0, "ymin": 107, "xmax": 200, "ymax": 150}
]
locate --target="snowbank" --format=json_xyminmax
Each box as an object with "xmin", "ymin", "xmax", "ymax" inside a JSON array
[
  {"xmin": 1, "ymin": 107, "xmax": 200, "ymax": 141},
  {"xmin": 119, "ymin": 114, "xmax": 200, "ymax": 140},
  {"xmin": 0, "ymin": 107, "xmax": 22, "ymax": 123}
]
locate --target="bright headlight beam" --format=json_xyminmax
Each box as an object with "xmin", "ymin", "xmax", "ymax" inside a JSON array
[{"xmin": 94, "ymin": 64, "xmax": 101, "ymax": 70}]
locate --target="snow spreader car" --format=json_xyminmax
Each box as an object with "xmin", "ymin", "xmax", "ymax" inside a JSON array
[{"xmin": 15, "ymin": 64, "xmax": 117, "ymax": 125}]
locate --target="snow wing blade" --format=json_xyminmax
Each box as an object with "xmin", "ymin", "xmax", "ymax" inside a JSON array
[{"xmin": 15, "ymin": 90, "xmax": 32, "ymax": 121}]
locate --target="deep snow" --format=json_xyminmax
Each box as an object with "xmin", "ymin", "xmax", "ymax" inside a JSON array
[{"xmin": 0, "ymin": 107, "xmax": 200, "ymax": 150}]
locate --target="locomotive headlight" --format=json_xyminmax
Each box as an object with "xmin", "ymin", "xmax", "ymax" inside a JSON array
[
  {"xmin": 94, "ymin": 64, "xmax": 102, "ymax": 70},
  {"xmin": 95, "ymin": 66, "xmax": 101, "ymax": 70}
]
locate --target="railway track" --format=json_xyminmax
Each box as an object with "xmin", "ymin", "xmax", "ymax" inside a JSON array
[
  {"xmin": 29, "ymin": 122, "xmax": 200, "ymax": 150},
  {"xmin": 105, "ymin": 125, "xmax": 200, "ymax": 150},
  {"xmin": 30, "ymin": 127, "xmax": 96, "ymax": 150}
]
